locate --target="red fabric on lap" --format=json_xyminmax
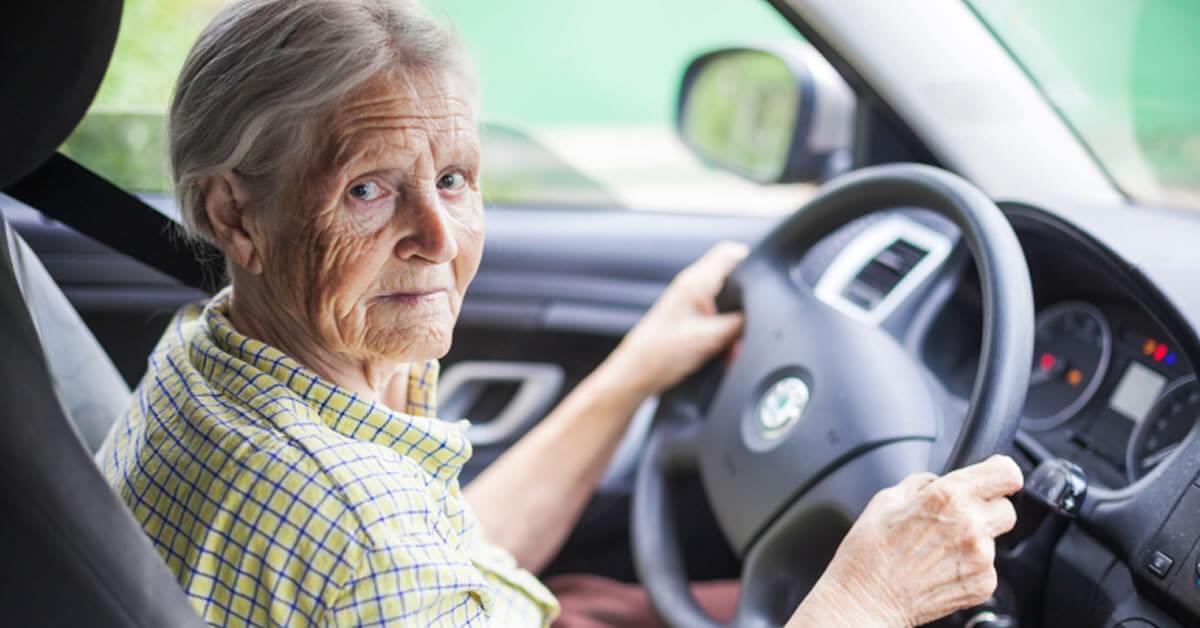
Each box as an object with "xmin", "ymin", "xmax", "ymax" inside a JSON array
[{"xmin": 546, "ymin": 574, "xmax": 739, "ymax": 628}]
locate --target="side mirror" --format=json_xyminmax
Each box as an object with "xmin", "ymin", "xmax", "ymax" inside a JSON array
[{"xmin": 677, "ymin": 43, "xmax": 854, "ymax": 184}]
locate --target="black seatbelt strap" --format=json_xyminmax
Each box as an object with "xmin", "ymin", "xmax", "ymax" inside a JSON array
[{"xmin": 4, "ymin": 152, "xmax": 218, "ymax": 291}]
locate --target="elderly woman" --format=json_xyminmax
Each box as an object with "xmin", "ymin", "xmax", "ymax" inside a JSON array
[{"xmin": 98, "ymin": 0, "xmax": 1022, "ymax": 626}]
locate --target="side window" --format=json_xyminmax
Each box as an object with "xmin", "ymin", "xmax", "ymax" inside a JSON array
[
  {"xmin": 425, "ymin": 0, "xmax": 810, "ymax": 213},
  {"xmin": 66, "ymin": 0, "xmax": 832, "ymax": 215}
]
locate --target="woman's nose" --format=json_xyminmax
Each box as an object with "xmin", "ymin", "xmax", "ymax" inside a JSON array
[{"xmin": 395, "ymin": 193, "xmax": 459, "ymax": 263}]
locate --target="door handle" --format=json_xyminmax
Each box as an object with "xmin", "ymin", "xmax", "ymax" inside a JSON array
[{"xmin": 438, "ymin": 361, "xmax": 564, "ymax": 446}]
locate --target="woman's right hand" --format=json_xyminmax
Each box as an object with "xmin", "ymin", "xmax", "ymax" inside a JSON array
[{"xmin": 789, "ymin": 455, "xmax": 1024, "ymax": 627}]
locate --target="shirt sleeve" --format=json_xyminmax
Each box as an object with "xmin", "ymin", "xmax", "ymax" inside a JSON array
[{"xmin": 320, "ymin": 529, "xmax": 495, "ymax": 627}]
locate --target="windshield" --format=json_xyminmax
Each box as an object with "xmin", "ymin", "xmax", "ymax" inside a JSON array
[{"xmin": 968, "ymin": 0, "xmax": 1200, "ymax": 208}]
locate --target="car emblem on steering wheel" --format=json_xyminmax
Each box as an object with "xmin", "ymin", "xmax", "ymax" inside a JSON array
[{"xmin": 756, "ymin": 376, "xmax": 811, "ymax": 438}]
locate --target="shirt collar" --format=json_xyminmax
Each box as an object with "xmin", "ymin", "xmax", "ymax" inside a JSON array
[{"xmin": 196, "ymin": 288, "xmax": 472, "ymax": 480}]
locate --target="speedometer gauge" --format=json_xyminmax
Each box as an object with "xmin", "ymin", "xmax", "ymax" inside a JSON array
[
  {"xmin": 1023, "ymin": 302, "xmax": 1113, "ymax": 430},
  {"xmin": 1126, "ymin": 376, "xmax": 1200, "ymax": 482}
]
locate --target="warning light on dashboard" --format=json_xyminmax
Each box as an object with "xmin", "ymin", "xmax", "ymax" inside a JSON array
[
  {"xmin": 1039, "ymin": 353, "xmax": 1056, "ymax": 371},
  {"xmin": 1155, "ymin": 344, "xmax": 1169, "ymax": 362},
  {"xmin": 1144, "ymin": 339, "xmax": 1157, "ymax": 356},
  {"xmin": 1167, "ymin": 352, "xmax": 1178, "ymax": 366},
  {"xmin": 1067, "ymin": 369, "xmax": 1083, "ymax": 387}
]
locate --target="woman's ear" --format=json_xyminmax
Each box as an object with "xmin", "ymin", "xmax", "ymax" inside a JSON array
[{"xmin": 201, "ymin": 172, "xmax": 264, "ymax": 274}]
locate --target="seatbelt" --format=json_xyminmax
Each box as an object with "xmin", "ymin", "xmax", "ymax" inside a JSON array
[{"xmin": 3, "ymin": 152, "xmax": 218, "ymax": 291}]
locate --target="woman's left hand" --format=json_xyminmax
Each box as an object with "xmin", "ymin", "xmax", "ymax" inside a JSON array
[
  {"xmin": 606, "ymin": 241, "xmax": 749, "ymax": 398},
  {"xmin": 466, "ymin": 242, "xmax": 747, "ymax": 571}
]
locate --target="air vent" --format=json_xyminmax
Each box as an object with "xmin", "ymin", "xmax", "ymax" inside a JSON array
[
  {"xmin": 814, "ymin": 216, "xmax": 953, "ymax": 325},
  {"xmin": 840, "ymin": 238, "xmax": 928, "ymax": 310}
]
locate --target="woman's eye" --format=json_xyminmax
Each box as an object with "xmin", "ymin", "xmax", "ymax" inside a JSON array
[
  {"xmin": 348, "ymin": 181, "xmax": 385, "ymax": 202},
  {"xmin": 438, "ymin": 171, "xmax": 467, "ymax": 192}
]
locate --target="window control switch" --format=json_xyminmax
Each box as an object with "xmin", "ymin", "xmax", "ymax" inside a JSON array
[{"xmin": 1147, "ymin": 550, "xmax": 1174, "ymax": 579}]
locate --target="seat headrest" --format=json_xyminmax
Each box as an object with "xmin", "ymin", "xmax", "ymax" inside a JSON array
[{"xmin": 0, "ymin": 1, "xmax": 123, "ymax": 188}]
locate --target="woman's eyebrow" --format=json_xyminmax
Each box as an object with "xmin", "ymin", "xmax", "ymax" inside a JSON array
[
  {"xmin": 442, "ymin": 144, "xmax": 481, "ymax": 170},
  {"xmin": 329, "ymin": 121, "xmax": 480, "ymax": 176},
  {"xmin": 444, "ymin": 132, "xmax": 482, "ymax": 166},
  {"xmin": 331, "ymin": 133, "xmax": 402, "ymax": 172}
]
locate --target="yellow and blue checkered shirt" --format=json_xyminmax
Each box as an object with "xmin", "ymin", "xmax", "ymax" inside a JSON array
[{"xmin": 97, "ymin": 290, "xmax": 558, "ymax": 626}]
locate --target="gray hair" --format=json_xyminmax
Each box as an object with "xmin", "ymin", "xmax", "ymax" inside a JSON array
[{"xmin": 169, "ymin": 0, "xmax": 475, "ymax": 243}]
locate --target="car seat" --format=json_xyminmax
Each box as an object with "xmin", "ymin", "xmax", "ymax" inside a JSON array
[{"xmin": 0, "ymin": 1, "xmax": 207, "ymax": 625}]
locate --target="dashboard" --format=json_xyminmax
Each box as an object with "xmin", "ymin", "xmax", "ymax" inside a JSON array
[
  {"xmin": 801, "ymin": 199, "xmax": 1200, "ymax": 627},
  {"xmin": 931, "ymin": 297, "xmax": 1197, "ymax": 490},
  {"xmin": 813, "ymin": 204, "xmax": 1200, "ymax": 626},
  {"xmin": 920, "ymin": 217, "xmax": 1200, "ymax": 492},
  {"xmin": 806, "ymin": 206, "xmax": 1200, "ymax": 496},
  {"xmin": 1026, "ymin": 302, "xmax": 1196, "ymax": 486}
]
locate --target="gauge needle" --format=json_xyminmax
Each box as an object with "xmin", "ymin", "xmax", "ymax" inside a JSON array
[{"xmin": 1142, "ymin": 442, "xmax": 1181, "ymax": 468}]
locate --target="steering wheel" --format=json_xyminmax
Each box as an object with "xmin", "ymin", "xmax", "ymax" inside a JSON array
[{"xmin": 632, "ymin": 164, "xmax": 1035, "ymax": 627}]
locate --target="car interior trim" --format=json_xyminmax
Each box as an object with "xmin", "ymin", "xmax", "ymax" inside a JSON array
[
  {"xmin": 438, "ymin": 360, "xmax": 566, "ymax": 446},
  {"xmin": 775, "ymin": 0, "xmax": 1121, "ymax": 207}
]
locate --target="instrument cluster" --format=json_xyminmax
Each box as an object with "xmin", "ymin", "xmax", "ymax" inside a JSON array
[{"xmin": 1021, "ymin": 300, "xmax": 1196, "ymax": 487}]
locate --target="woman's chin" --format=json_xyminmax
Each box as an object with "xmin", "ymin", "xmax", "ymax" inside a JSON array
[{"xmin": 362, "ymin": 316, "xmax": 455, "ymax": 363}]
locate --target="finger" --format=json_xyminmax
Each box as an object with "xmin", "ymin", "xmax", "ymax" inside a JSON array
[
  {"xmin": 705, "ymin": 240, "xmax": 751, "ymax": 264},
  {"xmin": 697, "ymin": 311, "xmax": 745, "ymax": 352},
  {"xmin": 950, "ymin": 455, "xmax": 1024, "ymax": 500},
  {"xmin": 962, "ymin": 567, "xmax": 999, "ymax": 609},
  {"xmin": 981, "ymin": 497, "xmax": 1018, "ymax": 537},
  {"xmin": 894, "ymin": 471, "xmax": 939, "ymax": 498},
  {"xmin": 687, "ymin": 241, "xmax": 750, "ymax": 296}
]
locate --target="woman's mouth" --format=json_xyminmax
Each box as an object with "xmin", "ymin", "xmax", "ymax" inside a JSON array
[{"xmin": 378, "ymin": 289, "xmax": 448, "ymax": 306}]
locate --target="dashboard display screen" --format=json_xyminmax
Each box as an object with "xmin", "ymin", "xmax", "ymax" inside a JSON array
[{"xmin": 1109, "ymin": 362, "xmax": 1168, "ymax": 423}]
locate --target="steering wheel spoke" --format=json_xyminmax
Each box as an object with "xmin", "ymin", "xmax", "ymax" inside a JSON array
[{"xmin": 696, "ymin": 250, "xmax": 941, "ymax": 554}]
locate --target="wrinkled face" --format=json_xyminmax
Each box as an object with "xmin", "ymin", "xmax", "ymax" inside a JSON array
[{"xmin": 259, "ymin": 68, "xmax": 483, "ymax": 366}]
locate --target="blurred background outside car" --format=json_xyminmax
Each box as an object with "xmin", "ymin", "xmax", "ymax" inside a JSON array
[{"xmin": 64, "ymin": 0, "xmax": 1200, "ymax": 215}]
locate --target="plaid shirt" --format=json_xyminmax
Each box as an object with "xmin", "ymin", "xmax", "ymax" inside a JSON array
[{"xmin": 97, "ymin": 290, "xmax": 558, "ymax": 626}]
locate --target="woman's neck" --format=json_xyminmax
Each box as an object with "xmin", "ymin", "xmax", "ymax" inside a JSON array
[{"xmin": 226, "ymin": 286, "xmax": 411, "ymax": 411}]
